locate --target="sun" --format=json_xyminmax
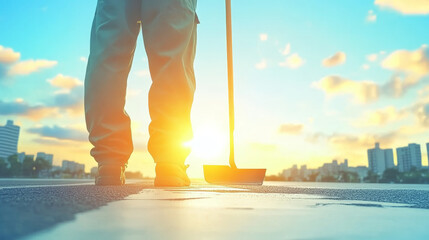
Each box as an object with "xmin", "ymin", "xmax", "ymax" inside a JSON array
[{"xmin": 184, "ymin": 126, "xmax": 227, "ymax": 160}]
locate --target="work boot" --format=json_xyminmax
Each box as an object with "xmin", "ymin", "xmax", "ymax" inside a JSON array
[
  {"xmin": 95, "ymin": 165, "xmax": 126, "ymax": 186},
  {"xmin": 154, "ymin": 163, "xmax": 190, "ymax": 187}
]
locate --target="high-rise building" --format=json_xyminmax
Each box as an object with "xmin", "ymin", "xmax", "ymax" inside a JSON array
[
  {"xmin": 17, "ymin": 152, "xmax": 36, "ymax": 163},
  {"xmin": 319, "ymin": 160, "xmax": 340, "ymax": 176},
  {"xmin": 282, "ymin": 164, "xmax": 298, "ymax": 180},
  {"xmin": 299, "ymin": 165, "xmax": 308, "ymax": 179},
  {"xmin": 62, "ymin": 160, "xmax": 85, "ymax": 173},
  {"xmin": 384, "ymin": 149, "xmax": 395, "ymax": 169},
  {"xmin": 397, "ymin": 143, "xmax": 422, "ymax": 172},
  {"xmin": 367, "ymin": 143, "xmax": 394, "ymax": 175},
  {"xmin": 426, "ymin": 143, "xmax": 429, "ymax": 167},
  {"xmin": 339, "ymin": 159, "xmax": 349, "ymax": 171},
  {"xmin": 36, "ymin": 152, "xmax": 54, "ymax": 166},
  {"xmin": 17, "ymin": 152, "xmax": 26, "ymax": 163},
  {"xmin": 0, "ymin": 120, "xmax": 20, "ymax": 160}
]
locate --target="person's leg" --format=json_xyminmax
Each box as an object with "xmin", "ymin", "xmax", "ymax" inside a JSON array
[
  {"xmin": 140, "ymin": 0, "xmax": 198, "ymax": 186},
  {"xmin": 85, "ymin": 0, "xmax": 141, "ymax": 184}
]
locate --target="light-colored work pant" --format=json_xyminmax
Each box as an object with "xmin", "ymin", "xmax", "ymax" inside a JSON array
[{"xmin": 85, "ymin": 0, "xmax": 198, "ymax": 166}]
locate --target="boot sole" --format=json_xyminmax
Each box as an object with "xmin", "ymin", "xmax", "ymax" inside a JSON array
[
  {"xmin": 95, "ymin": 176, "xmax": 125, "ymax": 186},
  {"xmin": 154, "ymin": 175, "xmax": 190, "ymax": 187}
]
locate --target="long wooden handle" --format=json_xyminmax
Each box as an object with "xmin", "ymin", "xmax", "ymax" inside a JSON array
[{"xmin": 226, "ymin": 0, "xmax": 236, "ymax": 169}]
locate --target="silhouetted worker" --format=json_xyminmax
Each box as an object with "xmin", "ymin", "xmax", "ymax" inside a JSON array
[{"xmin": 84, "ymin": 0, "xmax": 198, "ymax": 187}]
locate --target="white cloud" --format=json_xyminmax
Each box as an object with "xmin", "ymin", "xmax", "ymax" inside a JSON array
[
  {"xmin": 366, "ymin": 10, "xmax": 377, "ymax": 22},
  {"xmin": 255, "ymin": 59, "xmax": 267, "ymax": 70},
  {"xmin": 381, "ymin": 74, "xmax": 422, "ymax": 98},
  {"xmin": 46, "ymin": 74, "xmax": 84, "ymax": 115},
  {"xmin": 381, "ymin": 45, "xmax": 429, "ymax": 75},
  {"xmin": 313, "ymin": 75, "xmax": 379, "ymax": 103},
  {"xmin": 259, "ymin": 33, "xmax": 268, "ymax": 41},
  {"xmin": 356, "ymin": 106, "xmax": 408, "ymax": 126},
  {"xmin": 281, "ymin": 43, "xmax": 291, "ymax": 56},
  {"xmin": 362, "ymin": 64, "xmax": 370, "ymax": 70},
  {"xmin": 8, "ymin": 59, "xmax": 57, "ymax": 76},
  {"xmin": 375, "ymin": 0, "xmax": 429, "ymax": 15},
  {"xmin": 0, "ymin": 99, "xmax": 58, "ymax": 121},
  {"xmin": 378, "ymin": 46, "xmax": 429, "ymax": 98},
  {"xmin": 322, "ymin": 51, "xmax": 347, "ymax": 67},
  {"xmin": 316, "ymin": 47, "xmax": 429, "ymax": 103},
  {"xmin": 278, "ymin": 123, "xmax": 304, "ymax": 135},
  {"xmin": 52, "ymin": 85, "xmax": 84, "ymax": 115},
  {"xmin": 0, "ymin": 46, "xmax": 57, "ymax": 79},
  {"xmin": 80, "ymin": 57, "xmax": 87, "ymax": 62},
  {"xmin": 0, "ymin": 45, "xmax": 20, "ymax": 63},
  {"xmin": 47, "ymin": 74, "xmax": 83, "ymax": 90},
  {"xmin": 367, "ymin": 53, "xmax": 378, "ymax": 62},
  {"xmin": 279, "ymin": 53, "xmax": 304, "ymax": 69},
  {"xmin": 409, "ymin": 89, "xmax": 429, "ymax": 127},
  {"xmin": 27, "ymin": 125, "xmax": 87, "ymax": 142},
  {"xmin": 414, "ymin": 103, "xmax": 429, "ymax": 127}
]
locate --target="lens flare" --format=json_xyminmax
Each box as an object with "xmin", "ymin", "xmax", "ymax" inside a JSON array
[{"xmin": 184, "ymin": 126, "xmax": 226, "ymax": 160}]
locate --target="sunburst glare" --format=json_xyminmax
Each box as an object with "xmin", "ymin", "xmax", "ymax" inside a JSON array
[{"xmin": 184, "ymin": 125, "xmax": 227, "ymax": 160}]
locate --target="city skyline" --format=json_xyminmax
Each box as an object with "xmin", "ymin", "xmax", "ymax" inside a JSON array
[
  {"xmin": 2, "ymin": 119, "xmax": 429, "ymax": 178},
  {"xmin": 281, "ymin": 141, "xmax": 429, "ymax": 179},
  {"xmin": 1, "ymin": 1, "xmax": 429, "ymax": 178},
  {"xmin": 0, "ymin": 119, "xmax": 88, "ymax": 173},
  {"xmin": 280, "ymin": 158, "xmax": 370, "ymax": 183}
]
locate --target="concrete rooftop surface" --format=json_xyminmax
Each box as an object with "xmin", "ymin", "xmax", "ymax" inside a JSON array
[{"xmin": 1, "ymin": 179, "xmax": 429, "ymax": 240}]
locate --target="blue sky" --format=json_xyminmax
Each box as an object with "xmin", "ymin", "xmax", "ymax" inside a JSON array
[{"xmin": 1, "ymin": 0, "xmax": 429, "ymax": 177}]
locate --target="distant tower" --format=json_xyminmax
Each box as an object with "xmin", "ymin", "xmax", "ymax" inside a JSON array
[
  {"xmin": 0, "ymin": 120, "xmax": 20, "ymax": 159},
  {"xmin": 384, "ymin": 149, "xmax": 394, "ymax": 169},
  {"xmin": 397, "ymin": 143, "xmax": 422, "ymax": 172},
  {"xmin": 427, "ymin": 143, "xmax": 429, "ymax": 167},
  {"xmin": 36, "ymin": 152, "xmax": 54, "ymax": 166},
  {"xmin": 17, "ymin": 152, "xmax": 26, "ymax": 163},
  {"xmin": 299, "ymin": 165, "xmax": 307, "ymax": 179},
  {"xmin": 339, "ymin": 159, "xmax": 349, "ymax": 171},
  {"xmin": 367, "ymin": 142, "xmax": 394, "ymax": 175}
]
